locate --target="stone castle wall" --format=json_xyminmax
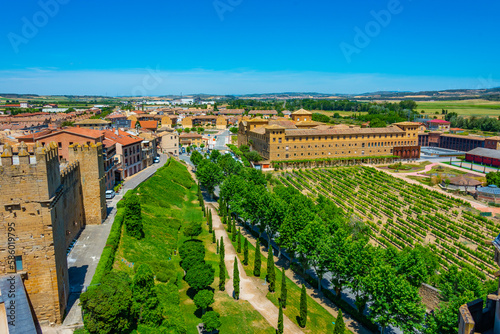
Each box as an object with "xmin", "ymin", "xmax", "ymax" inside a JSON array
[{"xmin": 0, "ymin": 141, "xmax": 106, "ymax": 325}]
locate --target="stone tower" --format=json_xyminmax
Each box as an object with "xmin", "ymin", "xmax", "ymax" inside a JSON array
[
  {"xmin": 0, "ymin": 142, "xmax": 69, "ymax": 324},
  {"xmin": 68, "ymin": 143, "xmax": 106, "ymax": 225}
]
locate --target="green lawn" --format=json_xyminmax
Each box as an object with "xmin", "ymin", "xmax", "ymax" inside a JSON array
[{"xmin": 228, "ymin": 227, "xmax": 345, "ymax": 334}]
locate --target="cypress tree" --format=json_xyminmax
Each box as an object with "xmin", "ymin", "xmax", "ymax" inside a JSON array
[
  {"xmin": 299, "ymin": 284, "xmax": 307, "ymax": 328},
  {"xmin": 231, "ymin": 221, "xmax": 237, "ymax": 242},
  {"xmin": 208, "ymin": 210, "xmax": 213, "ymax": 233},
  {"xmin": 243, "ymin": 238, "xmax": 249, "ymax": 265},
  {"xmin": 216, "ymin": 239, "xmax": 219, "ymax": 253},
  {"xmin": 267, "ymin": 248, "xmax": 276, "ymax": 292},
  {"xmin": 253, "ymin": 239, "xmax": 261, "ymax": 277},
  {"xmin": 277, "ymin": 305, "xmax": 284, "ymax": 334},
  {"xmin": 333, "ymin": 309, "xmax": 346, "ymax": 334},
  {"xmin": 219, "ymin": 237, "xmax": 226, "ymax": 291},
  {"xmin": 212, "ymin": 230, "xmax": 216, "ymax": 244},
  {"xmin": 233, "ymin": 257, "xmax": 240, "ymax": 300},
  {"xmin": 280, "ymin": 267, "xmax": 287, "ymax": 309},
  {"xmin": 227, "ymin": 216, "xmax": 231, "ymax": 232},
  {"xmin": 237, "ymin": 229, "xmax": 242, "ymax": 253}
]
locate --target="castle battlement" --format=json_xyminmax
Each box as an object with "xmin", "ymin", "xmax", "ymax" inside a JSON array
[
  {"xmin": 60, "ymin": 161, "xmax": 80, "ymax": 179},
  {"xmin": 68, "ymin": 142, "xmax": 103, "ymax": 153}
]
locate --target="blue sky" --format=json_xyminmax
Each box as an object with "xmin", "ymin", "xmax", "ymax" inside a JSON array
[{"xmin": 1, "ymin": 0, "xmax": 499, "ymax": 95}]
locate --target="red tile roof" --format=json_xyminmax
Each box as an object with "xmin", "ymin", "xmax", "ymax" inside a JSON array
[
  {"xmin": 131, "ymin": 120, "xmax": 158, "ymax": 130},
  {"xmin": 427, "ymin": 119, "xmax": 450, "ymax": 124},
  {"xmin": 102, "ymin": 129, "xmax": 143, "ymax": 146}
]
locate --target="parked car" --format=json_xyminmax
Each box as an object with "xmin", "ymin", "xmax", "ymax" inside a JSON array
[
  {"xmin": 153, "ymin": 157, "xmax": 160, "ymax": 163},
  {"xmin": 105, "ymin": 190, "xmax": 115, "ymax": 199}
]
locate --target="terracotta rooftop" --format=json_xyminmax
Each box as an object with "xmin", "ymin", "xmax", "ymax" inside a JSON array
[
  {"xmin": 179, "ymin": 133, "xmax": 203, "ymax": 138},
  {"xmin": 249, "ymin": 110, "xmax": 278, "ymax": 115},
  {"xmin": 102, "ymin": 129, "xmax": 143, "ymax": 146},
  {"xmin": 291, "ymin": 109, "xmax": 312, "ymax": 115},
  {"xmin": 74, "ymin": 119, "xmax": 111, "ymax": 125},
  {"xmin": 131, "ymin": 120, "xmax": 158, "ymax": 130}
]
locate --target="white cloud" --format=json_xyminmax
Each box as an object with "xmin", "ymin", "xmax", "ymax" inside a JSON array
[{"xmin": 0, "ymin": 68, "xmax": 498, "ymax": 96}]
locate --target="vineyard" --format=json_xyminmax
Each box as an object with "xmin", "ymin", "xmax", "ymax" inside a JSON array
[{"xmin": 275, "ymin": 166, "xmax": 500, "ymax": 280}]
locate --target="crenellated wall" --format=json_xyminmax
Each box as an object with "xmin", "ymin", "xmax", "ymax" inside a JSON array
[{"xmin": 0, "ymin": 140, "xmax": 105, "ymax": 325}]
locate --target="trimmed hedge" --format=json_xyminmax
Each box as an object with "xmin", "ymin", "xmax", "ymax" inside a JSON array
[{"xmin": 89, "ymin": 205, "xmax": 126, "ymax": 286}]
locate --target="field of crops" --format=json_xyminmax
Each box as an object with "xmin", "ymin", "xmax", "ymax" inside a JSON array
[
  {"xmin": 276, "ymin": 166, "xmax": 500, "ymax": 280},
  {"xmin": 417, "ymin": 99, "xmax": 500, "ymax": 118}
]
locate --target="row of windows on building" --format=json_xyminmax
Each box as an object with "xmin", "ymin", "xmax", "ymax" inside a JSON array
[
  {"xmin": 124, "ymin": 145, "xmax": 139, "ymax": 157},
  {"xmin": 274, "ymin": 140, "xmax": 417, "ymax": 150},
  {"xmin": 269, "ymin": 132, "xmax": 415, "ymax": 140},
  {"xmin": 277, "ymin": 149, "xmax": 391, "ymax": 158}
]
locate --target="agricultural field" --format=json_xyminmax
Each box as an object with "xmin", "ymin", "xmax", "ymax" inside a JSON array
[
  {"xmin": 312, "ymin": 109, "xmax": 368, "ymax": 117},
  {"xmin": 417, "ymin": 99, "xmax": 500, "ymax": 118},
  {"xmin": 276, "ymin": 166, "xmax": 500, "ymax": 281}
]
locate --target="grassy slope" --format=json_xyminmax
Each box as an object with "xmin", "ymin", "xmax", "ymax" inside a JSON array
[
  {"xmin": 113, "ymin": 159, "xmax": 273, "ymax": 333},
  {"xmin": 228, "ymin": 228, "xmax": 345, "ymax": 334}
]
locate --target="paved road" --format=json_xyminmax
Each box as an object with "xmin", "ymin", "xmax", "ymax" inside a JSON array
[
  {"xmin": 214, "ymin": 129, "xmax": 230, "ymax": 151},
  {"xmin": 57, "ymin": 154, "xmax": 169, "ymax": 330}
]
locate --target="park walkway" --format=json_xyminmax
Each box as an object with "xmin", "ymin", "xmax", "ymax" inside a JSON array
[{"xmin": 207, "ymin": 202, "xmax": 304, "ymax": 334}]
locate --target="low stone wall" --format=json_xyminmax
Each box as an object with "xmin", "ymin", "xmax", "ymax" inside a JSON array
[{"xmin": 419, "ymin": 283, "xmax": 441, "ymax": 312}]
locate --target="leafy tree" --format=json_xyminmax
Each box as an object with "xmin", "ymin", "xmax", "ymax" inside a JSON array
[
  {"xmin": 253, "ymin": 239, "xmax": 261, "ymax": 277},
  {"xmin": 201, "ymin": 311, "xmax": 221, "ymax": 332},
  {"xmin": 218, "ymin": 153, "xmax": 242, "ymax": 176},
  {"xmin": 180, "ymin": 253, "xmax": 205, "ymax": 272},
  {"xmin": 296, "ymin": 219, "xmax": 330, "ymax": 291},
  {"xmin": 327, "ymin": 228, "xmax": 351, "ymax": 296},
  {"xmin": 365, "ymin": 265, "xmax": 425, "ymax": 333},
  {"xmin": 439, "ymin": 266, "xmax": 483, "ymax": 302},
  {"xmin": 245, "ymin": 150, "xmax": 263, "ymax": 162},
  {"xmin": 237, "ymin": 229, "xmax": 242, "ymax": 253},
  {"xmin": 183, "ymin": 221, "xmax": 202, "ymax": 239},
  {"xmin": 193, "ymin": 290, "xmax": 214, "ymax": 315},
  {"xmin": 267, "ymin": 247, "xmax": 276, "ymax": 292},
  {"xmin": 190, "ymin": 150, "xmax": 203, "ymax": 166},
  {"xmin": 124, "ymin": 193, "xmax": 144, "ymax": 239},
  {"xmin": 210, "ymin": 149, "xmax": 221, "ymax": 163},
  {"xmin": 219, "ymin": 237, "xmax": 226, "ymax": 291},
  {"xmin": 424, "ymin": 291, "xmax": 474, "ymax": 334},
  {"xmin": 299, "ymin": 284, "xmax": 307, "ymax": 328},
  {"xmin": 233, "ymin": 257, "xmax": 240, "ymax": 299},
  {"xmin": 132, "ymin": 264, "xmax": 162, "ymax": 326},
  {"xmin": 185, "ymin": 263, "xmax": 215, "ymax": 291},
  {"xmin": 280, "ymin": 267, "xmax": 287, "ymax": 309},
  {"xmin": 80, "ymin": 271, "xmax": 134, "ymax": 334},
  {"xmin": 229, "ymin": 127, "xmax": 238, "ymax": 134},
  {"xmin": 196, "ymin": 159, "xmax": 224, "ymax": 197},
  {"xmin": 486, "ymin": 171, "xmax": 500, "ymax": 187},
  {"xmin": 277, "ymin": 305, "xmax": 284, "ymax": 334},
  {"xmin": 243, "ymin": 238, "xmax": 249, "ymax": 265},
  {"xmin": 312, "ymin": 113, "xmax": 331, "ymax": 122},
  {"xmin": 333, "ymin": 309, "xmax": 346, "ymax": 334},
  {"xmin": 179, "ymin": 240, "xmax": 205, "ymax": 259},
  {"xmin": 369, "ymin": 118, "xmax": 386, "ymax": 128}
]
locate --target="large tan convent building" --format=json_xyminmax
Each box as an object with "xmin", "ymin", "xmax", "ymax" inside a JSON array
[{"xmin": 238, "ymin": 109, "xmax": 420, "ymax": 165}]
